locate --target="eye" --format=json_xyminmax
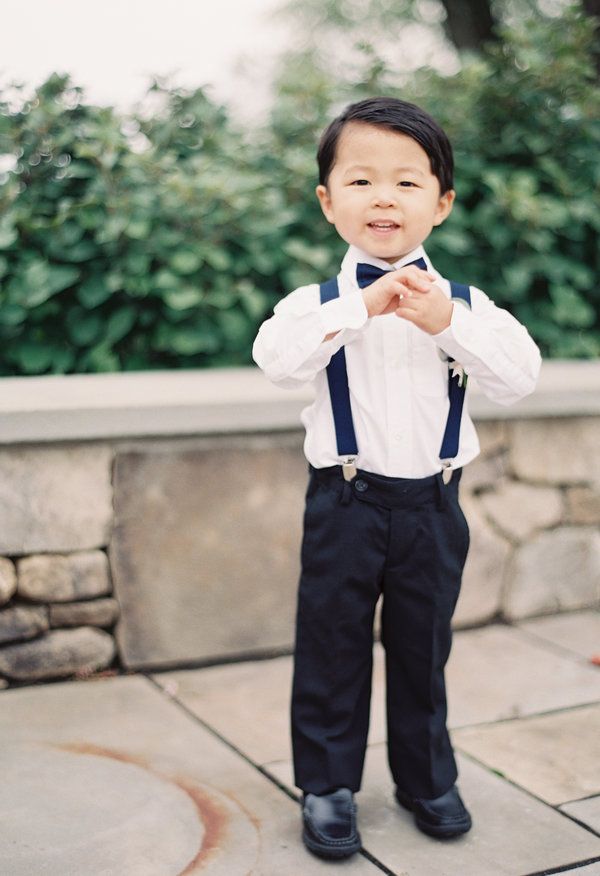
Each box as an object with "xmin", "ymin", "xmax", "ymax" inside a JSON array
[
  {"xmin": 399, "ymin": 181, "xmax": 417, "ymax": 187},
  {"xmin": 350, "ymin": 179, "xmax": 370, "ymax": 186}
]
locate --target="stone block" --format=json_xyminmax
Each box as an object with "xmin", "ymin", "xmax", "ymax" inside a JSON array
[
  {"xmin": 453, "ymin": 492, "xmax": 511, "ymax": 627},
  {"xmin": 479, "ymin": 481, "xmax": 563, "ymax": 542},
  {"xmin": 111, "ymin": 443, "xmax": 307, "ymax": 669},
  {"xmin": 475, "ymin": 419, "xmax": 509, "ymax": 457},
  {"xmin": 49, "ymin": 598, "xmax": 119, "ymax": 628},
  {"xmin": 509, "ymin": 418, "xmax": 600, "ymax": 486},
  {"xmin": 0, "ymin": 604, "xmax": 48, "ymax": 645},
  {"xmin": 454, "ymin": 703, "xmax": 600, "ymax": 805},
  {"xmin": 17, "ymin": 551, "xmax": 111, "ymax": 603},
  {"xmin": 460, "ymin": 452, "xmax": 507, "ymax": 493},
  {"xmin": 504, "ymin": 527, "xmax": 600, "ymax": 620},
  {"xmin": 0, "ymin": 627, "xmax": 115, "ymax": 681},
  {"xmin": 0, "ymin": 445, "xmax": 113, "ymax": 554},
  {"xmin": 565, "ymin": 486, "xmax": 600, "ymax": 525},
  {"xmin": 0, "ymin": 557, "xmax": 17, "ymax": 606}
]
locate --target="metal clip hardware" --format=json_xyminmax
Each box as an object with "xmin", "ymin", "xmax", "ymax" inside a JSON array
[
  {"xmin": 342, "ymin": 457, "xmax": 357, "ymax": 482},
  {"xmin": 441, "ymin": 460, "xmax": 453, "ymax": 484}
]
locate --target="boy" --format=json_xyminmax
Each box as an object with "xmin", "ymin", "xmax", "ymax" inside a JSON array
[{"xmin": 252, "ymin": 97, "xmax": 541, "ymax": 859}]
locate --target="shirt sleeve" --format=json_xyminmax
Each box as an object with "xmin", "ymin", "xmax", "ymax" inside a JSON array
[
  {"xmin": 252, "ymin": 282, "xmax": 369, "ymax": 388},
  {"xmin": 431, "ymin": 286, "xmax": 542, "ymax": 405}
]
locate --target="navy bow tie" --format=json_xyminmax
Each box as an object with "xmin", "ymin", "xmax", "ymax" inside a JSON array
[{"xmin": 356, "ymin": 257, "xmax": 427, "ymax": 289}]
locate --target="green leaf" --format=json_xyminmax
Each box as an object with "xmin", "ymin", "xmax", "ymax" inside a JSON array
[
  {"xmin": 0, "ymin": 219, "xmax": 18, "ymax": 250},
  {"xmin": 8, "ymin": 341, "xmax": 57, "ymax": 374},
  {"xmin": 104, "ymin": 306, "xmax": 137, "ymax": 344},
  {"xmin": 0, "ymin": 303, "xmax": 27, "ymax": 326},
  {"xmin": 169, "ymin": 325, "xmax": 219, "ymax": 354},
  {"xmin": 77, "ymin": 277, "xmax": 113, "ymax": 307},
  {"xmin": 66, "ymin": 310, "xmax": 103, "ymax": 346},
  {"xmin": 549, "ymin": 284, "xmax": 595, "ymax": 328},
  {"xmin": 14, "ymin": 261, "xmax": 81, "ymax": 308},
  {"xmin": 202, "ymin": 249, "xmax": 231, "ymax": 271},
  {"xmin": 236, "ymin": 281, "xmax": 269, "ymax": 319},
  {"xmin": 164, "ymin": 286, "xmax": 203, "ymax": 310},
  {"xmin": 170, "ymin": 250, "xmax": 203, "ymax": 274}
]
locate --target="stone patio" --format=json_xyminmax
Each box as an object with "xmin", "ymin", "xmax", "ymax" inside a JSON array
[{"xmin": 1, "ymin": 610, "xmax": 599, "ymax": 875}]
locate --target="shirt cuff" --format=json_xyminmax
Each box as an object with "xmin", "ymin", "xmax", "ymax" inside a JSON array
[
  {"xmin": 319, "ymin": 290, "xmax": 369, "ymax": 334},
  {"xmin": 432, "ymin": 300, "xmax": 480, "ymax": 363}
]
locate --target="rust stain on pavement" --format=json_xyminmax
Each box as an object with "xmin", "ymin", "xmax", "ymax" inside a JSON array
[{"xmin": 49, "ymin": 741, "xmax": 235, "ymax": 873}]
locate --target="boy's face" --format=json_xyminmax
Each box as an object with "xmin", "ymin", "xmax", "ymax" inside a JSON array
[{"xmin": 316, "ymin": 121, "xmax": 455, "ymax": 264}]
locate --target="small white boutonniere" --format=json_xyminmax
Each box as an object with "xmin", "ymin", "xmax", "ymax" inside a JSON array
[{"xmin": 450, "ymin": 361, "xmax": 468, "ymax": 388}]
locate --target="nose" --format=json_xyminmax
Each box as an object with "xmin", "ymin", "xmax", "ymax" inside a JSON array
[{"xmin": 371, "ymin": 186, "xmax": 398, "ymax": 208}]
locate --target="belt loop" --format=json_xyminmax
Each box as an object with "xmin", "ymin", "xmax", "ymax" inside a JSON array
[
  {"xmin": 340, "ymin": 479, "xmax": 353, "ymax": 505},
  {"xmin": 435, "ymin": 471, "xmax": 446, "ymax": 511}
]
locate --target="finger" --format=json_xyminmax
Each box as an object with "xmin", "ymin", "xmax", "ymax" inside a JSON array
[
  {"xmin": 389, "ymin": 282, "xmax": 413, "ymax": 299},
  {"xmin": 401, "ymin": 274, "xmax": 433, "ymax": 293},
  {"xmin": 395, "ymin": 292, "xmax": 423, "ymax": 308},
  {"xmin": 395, "ymin": 303, "xmax": 420, "ymax": 319},
  {"xmin": 404, "ymin": 266, "xmax": 435, "ymax": 281},
  {"xmin": 392, "ymin": 267, "xmax": 433, "ymax": 287}
]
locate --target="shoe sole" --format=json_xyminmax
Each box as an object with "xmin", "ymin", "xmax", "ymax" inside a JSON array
[
  {"xmin": 302, "ymin": 825, "xmax": 362, "ymax": 859},
  {"xmin": 396, "ymin": 792, "xmax": 472, "ymax": 838}
]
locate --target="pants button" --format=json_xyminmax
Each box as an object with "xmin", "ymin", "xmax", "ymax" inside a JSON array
[{"xmin": 354, "ymin": 479, "xmax": 368, "ymax": 492}]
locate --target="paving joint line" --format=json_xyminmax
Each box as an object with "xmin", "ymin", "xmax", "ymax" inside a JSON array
[
  {"xmin": 451, "ymin": 697, "xmax": 600, "ymax": 732},
  {"xmin": 513, "ymin": 620, "xmax": 600, "ymax": 667},
  {"xmin": 455, "ymin": 749, "xmax": 600, "ymax": 840},
  {"xmin": 520, "ymin": 853, "xmax": 600, "ymax": 876},
  {"xmin": 144, "ymin": 673, "xmax": 396, "ymax": 874}
]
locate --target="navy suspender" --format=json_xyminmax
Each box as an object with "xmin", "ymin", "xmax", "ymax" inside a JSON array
[
  {"xmin": 439, "ymin": 281, "xmax": 471, "ymax": 465},
  {"xmin": 319, "ymin": 277, "xmax": 472, "ymax": 482},
  {"xmin": 319, "ymin": 279, "xmax": 359, "ymax": 465}
]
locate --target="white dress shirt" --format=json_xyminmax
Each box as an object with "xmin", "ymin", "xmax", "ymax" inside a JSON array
[{"xmin": 252, "ymin": 243, "xmax": 542, "ymax": 478}]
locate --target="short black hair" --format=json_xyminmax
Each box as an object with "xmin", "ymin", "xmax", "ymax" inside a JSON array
[{"xmin": 317, "ymin": 96, "xmax": 454, "ymax": 194}]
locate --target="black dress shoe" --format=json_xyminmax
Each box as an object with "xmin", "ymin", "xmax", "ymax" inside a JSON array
[
  {"xmin": 395, "ymin": 784, "xmax": 472, "ymax": 839},
  {"xmin": 302, "ymin": 788, "xmax": 362, "ymax": 859}
]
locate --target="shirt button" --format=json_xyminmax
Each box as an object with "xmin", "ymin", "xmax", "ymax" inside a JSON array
[
  {"xmin": 394, "ymin": 432, "xmax": 404, "ymax": 442},
  {"xmin": 354, "ymin": 479, "xmax": 368, "ymax": 492}
]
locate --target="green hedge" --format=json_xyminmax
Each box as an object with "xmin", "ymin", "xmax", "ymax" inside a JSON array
[{"xmin": 0, "ymin": 5, "xmax": 598, "ymax": 375}]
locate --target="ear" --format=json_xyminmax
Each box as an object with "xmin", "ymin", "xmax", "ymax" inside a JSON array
[
  {"xmin": 432, "ymin": 189, "xmax": 455, "ymax": 227},
  {"xmin": 316, "ymin": 184, "xmax": 335, "ymax": 224}
]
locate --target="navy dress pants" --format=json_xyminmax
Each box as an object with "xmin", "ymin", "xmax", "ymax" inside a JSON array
[{"xmin": 291, "ymin": 463, "xmax": 470, "ymax": 799}]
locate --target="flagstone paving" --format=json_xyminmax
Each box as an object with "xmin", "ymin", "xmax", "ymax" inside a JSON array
[
  {"xmin": 558, "ymin": 865, "xmax": 600, "ymax": 876},
  {"xmin": 560, "ymin": 795, "xmax": 600, "ymax": 834},
  {"xmin": 266, "ymin": 747, "xmax": 600, "ymax": 876},
  {"xmin": 1, "ymin": 615, "xmax": 599, "ymax": 875},
  {"xmin": 453, "ymin": 703, "xmax": 600, "ymax": 806},
  {"xmin": 0, "ymin": 676, "xmax": 378, "ymax": 875},
  {"xmin": 154, "ymin": 621, "xmax": 600, "ymax": 763},
  {"xmin": 518, "ymin": 608, "xmax": 600, "ymax": 662}
]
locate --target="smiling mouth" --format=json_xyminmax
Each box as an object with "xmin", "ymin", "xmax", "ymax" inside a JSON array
[{"xmin": 368, "ymin": 221, "xmax": 400, "ymax": 231}]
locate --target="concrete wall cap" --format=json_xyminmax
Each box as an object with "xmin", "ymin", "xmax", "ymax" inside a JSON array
[{"xmin": 0, "ymin": 360, "xmax": 597, "ymax": 444}]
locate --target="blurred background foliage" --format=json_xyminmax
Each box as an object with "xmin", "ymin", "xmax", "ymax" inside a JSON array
[{"xmin": 0, "ymin": 0, "xmax": 598, "ymax": 374}]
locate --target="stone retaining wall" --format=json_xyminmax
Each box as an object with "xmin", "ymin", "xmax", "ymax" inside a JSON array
[{"xmin": 0, "ymin": 363, "xmax": 598, "ymax": 687}]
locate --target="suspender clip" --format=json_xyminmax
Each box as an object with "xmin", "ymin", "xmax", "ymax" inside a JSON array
[
  {"xmin": 342, "ymin": 457, "xmax": 358, "ymax": 482},
  {"xmin": 441, "ymin": 460, "xmax": 453, "ymax": 484}
]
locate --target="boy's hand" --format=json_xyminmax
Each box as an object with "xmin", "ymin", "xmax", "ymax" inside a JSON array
[
  {"xmin": 394, "ymin": 281, "xmax": 453, "ymax": 335},
  {"xmin": 362, "ymin": 266, "xmax": 436, "ymax": 319},
  {"xmin": 322, "ymin": 267, "xmax": 451, "ymax": 341}
]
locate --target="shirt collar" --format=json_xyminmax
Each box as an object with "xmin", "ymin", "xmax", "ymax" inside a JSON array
[{"xmin": 340, "ymin": 243, "xmax": 437, "ymax": 288}]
